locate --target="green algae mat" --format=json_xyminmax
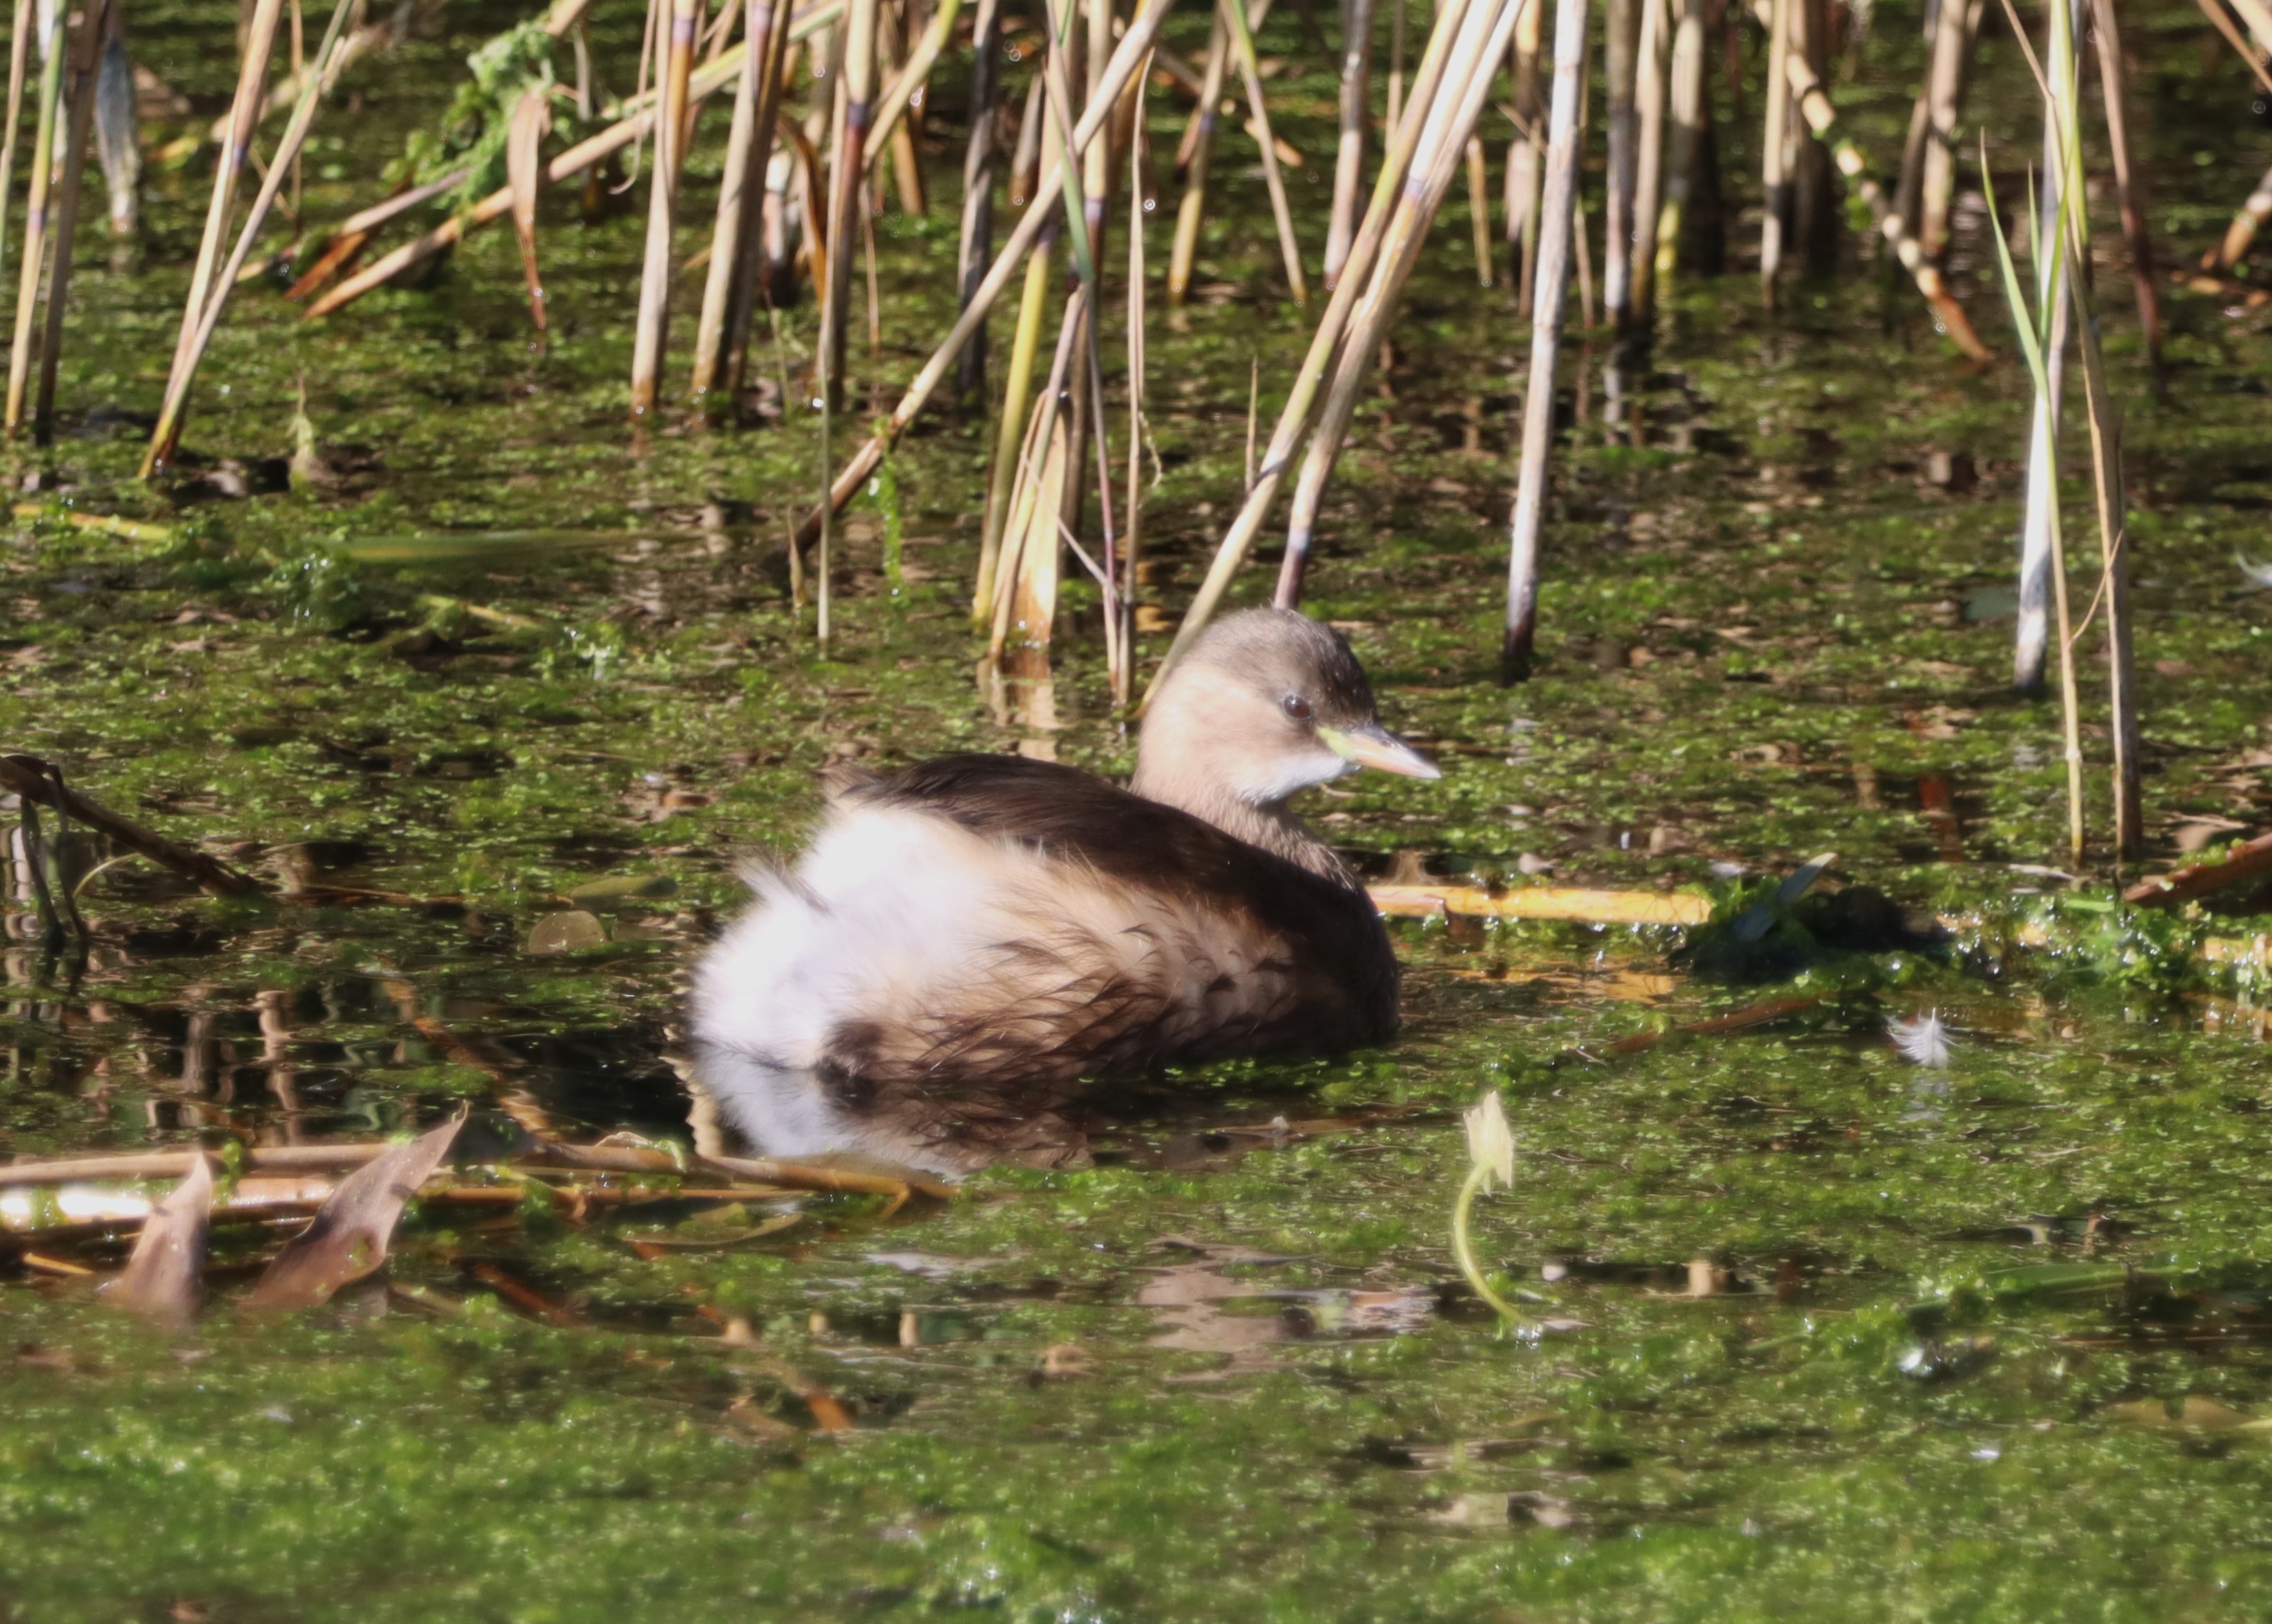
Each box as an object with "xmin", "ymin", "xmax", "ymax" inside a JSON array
[{"xmin": 6, "ymin": 0, "xmax": 2272, "ymax": 1618}]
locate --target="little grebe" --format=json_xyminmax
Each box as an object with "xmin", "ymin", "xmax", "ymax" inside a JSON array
[{"xmin": 688, "ymin": 609, "xmax": 1437, "ymax": 1160}]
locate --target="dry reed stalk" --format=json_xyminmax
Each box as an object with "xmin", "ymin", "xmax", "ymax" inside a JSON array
[
  {"xmin": 1010, "ymin": 73, "xmax": 1045, "ymax": 204},
  {"xmin": 954, "ymin": 0, "xmax": 1003, "ymax": 397},
  {"xmin": 0, "ymin": 0, "xmax": 32, "ymax": 305},
  {"xmin": 1601, "ymin": 0, "xmax": 1635, "ymax": 325},
  {"xmin": 690, "ymin": 0, "xmax": 790, "ymax": 406},
  {"xmin": 30, "ymin": 0, "xmax": 108, "ymax": 443},
  {"xmin": 1167, "ymin": 6, "xmax": 1229, "ymax": 301},
  {"xmin": 792, "ymin": 0, "xmax": 1179, "ymax": 551},
  {"xmin": 141, "ymin": 0, "xmax": 366, "ymax": 471},
  {"xmin": 2087, "ymin": 0, "xmax": 2157, "ymax": 374},
  {"xmin": 990, "ymin": 288, "xmax": 1083, "ymax": 657},
  {"xmin": 1324, "ymin": 0, "xmax": 1375, "ymax": 287},
  {"xmin": 1759, "ymin": 0, "xmax": 1789, "ymax": 304},
  {"xmin": 164, "ymin": 0, "xmax": 287, "ymax": 393},
  {"xmin": 306, "ymin": 42, "xmax": 758, "ymax": 319},
  {"xmin": 1466, "ymin": 134, "xmax": 1493, "ymax": 283},
  {"xmin": 1752, "ymin": 9, "xmax": 1987, "ymax": 357},
  {"xmin": 1788, "ymin": 0, "xmax": 1831, "ymax": 272},
  {"xmin": 1119, "ymin": 84, "xmax": 1149, "ymax": 704},
  {"xmin": 812, "ymin": 0, "xmax": 877, "ymax": 413},
  {"xmin": 2, "ymin": 8, "xmax": 64, "ymax": 437},
  {"xmin": 2015, "ymin": 5, "xmax": 2078, "ymax": 697},
  {"xmin": 1502, "ymin": 0, "xmax": 1584, "ymax": 680},
  {"xmin": 1272, "ymin": 0, "xmax": 1524, "ymax": 605},
  {"xmin": 1626, "ymin": 0, "xmax": 1665, "ymax": 323},
  {"xmin": 2045, "ymin": 12, "xmax": 2140, "ymax": 856},
  {"xmin": 1652, "ymin": 0, "xmax": 1714, "ymax": 293},
  {"xmin": 1509, "ymin": 0, "xmax": 1542, "ymax": 308},
  {"xmin": 1915, "ymin": 0, "xmax": 1973, "ymax": 263},
  {"xmin": 627, "ymin": 0, "xmax": 704, "ymax": 416},
  {"xmin": 1146, "ymin": 0, "xmax": 1493, "ymax": 654},
  {"xmin": 864, "ymin": 0, "xmax": 961, "ymax": 173},
  {"xmin": 976, "ymin": 234, "xmax": 1059, "ymax": 625},
  {"xmin": 1220, "ymin": 0, "xmax": 1309, "ymax": 306},
  {"xmin": 1385, "ymin": 0, "xmax": 1405, "ymax": 131}
]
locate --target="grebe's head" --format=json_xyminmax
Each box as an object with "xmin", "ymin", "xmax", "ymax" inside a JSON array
[{"xmin": 1134, "ymin": 609, "xmax": 1439, "ymax": 811}]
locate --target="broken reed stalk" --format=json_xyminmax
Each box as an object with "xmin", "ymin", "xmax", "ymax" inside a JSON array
[
  {"xmin": 143, "ymin": 0, "xmax": 356, "ymax": 473},
  {"xmin": 1144, "ymin": 0, "xmax": 1493, "ymax": 661},
  {"xmin": 2086, "ymin": 0, "xmax": 2157, "ymax": 377},
  {"xmin": 627, "ymin": 0, "xmax": 703, "ymax": 417},
  {"xmin": 1502, "ymin": 0, "xmax": 1586, "ymax": 681},
  {"xmin": 1627, "ymin": 0, "xmax": 1666, "ymax": 325},
  {"xmin": 1324, "ymin": 0, "xmax": 1375, "ymax": 288},
  {"xmin": 31, "ymin": 0, "xmax": 108, "ymax": 444},
  {"xmin": 954, "ymin": 0, "xmax": 1003, "ymax": 398},
  {"xmin": 305, "ymin": 41, "xmax": 759, "ymax": 319},
  {"xmin": 689, "ymin": 0, "xmax": 791, "ymax": 408},
  {"xmin": 815, "ymin": 0, "xmax": 880, "ymax": 415},
  {"xmin": 2, "ymin": 6, "xmax": 64, "ymax": 437},
  {"xmin": 1759, "ymin": 0, "xmax": 1789, "ymax": 304},
  {"xmin": 792, "ymin": 0, "xmax": 1180, "ymax": 551},
  {"xmin": 1601, "ymin": 0, "xmax": 1636, "ymax": 326},
  {"xmin": 1167, "ymin": 6, "xmax": 1231, "ymax": 303}
]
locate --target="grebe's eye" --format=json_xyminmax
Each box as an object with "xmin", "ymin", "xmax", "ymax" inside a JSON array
[{"xmin": 1281, "ymin": 694, "xmax": 1313, "ymax": 721}]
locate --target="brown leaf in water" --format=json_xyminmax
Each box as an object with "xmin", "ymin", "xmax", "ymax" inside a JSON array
[
  {"xmin": 104, "ymin": 1155, "xmax": 214, "ymax": 1325},
  {"xmin": 246, "ymin": 1115, "xmax": 464, "ymax": 1310},
  {"xmin": 506, "ymin": 84, "xmax": 551, "ymax": 332}
]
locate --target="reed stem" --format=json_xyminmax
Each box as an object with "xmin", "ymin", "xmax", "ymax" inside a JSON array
[
  {"xmin": 954, "ymin": 0, "xmax": 1003, "ymax": 399},
  {"xmin": 33, "ymin": 0, "xmax": 111, "ymax": 444},
  {"xmin": 1759, "ymin": 0, "xmax": 1789, "ymax": 305},
  {"xmin": 1503, "ymin": 0, "xmax": 1585, "ymax": 681},
  {"xmin": 1167, "ymin": 6, "xmax": 1229, "ymax": 303},
  {"xmin": 1626, "ymin": 0, "xmax": 1665, "ymax": 325},
  {"xmin": 1601, "ymin": 0, "xmax": 1635, "ymax": 326},
  {"xmin": 0, "ymin": 0, "xmax": 33, "ymax": 309},
  {"xmin": 1323, "ymin": 0, "xmax": 1374, "ymax": 289},
  {"xmin": 3, "ymin": 6, "xmax": 66, "ymax": 437},
  {"xmin": 629, "ymin": 0, "xmax": 703, "ymax": 416}
]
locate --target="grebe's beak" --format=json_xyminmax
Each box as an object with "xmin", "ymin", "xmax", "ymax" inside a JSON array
[{"xmin": 1318, "ymin": 722, "xmax": 1441, "ymax": 780}]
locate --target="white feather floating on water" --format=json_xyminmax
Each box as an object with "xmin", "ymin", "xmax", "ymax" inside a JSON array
[
  {"xmin": 2236, "ymin": 554, "xmax": 2272, "ymax": 592},
  {"xmin": 1889, "ymin": 1010, "xmax": 1953, "ymax": 1070}
]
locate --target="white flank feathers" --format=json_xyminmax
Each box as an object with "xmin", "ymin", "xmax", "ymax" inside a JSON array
[{"xmin": 2237, "ymin": 554, "xmax": 2272, "ymax": 592}]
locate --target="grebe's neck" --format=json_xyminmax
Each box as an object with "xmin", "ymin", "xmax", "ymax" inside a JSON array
[{"xmin": 1130, "ymin": 752, "xmax": 1358, "ymax": 888}]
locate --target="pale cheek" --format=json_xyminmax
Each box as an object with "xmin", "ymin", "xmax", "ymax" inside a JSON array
[{"xmin": 1241, "ymin": 748, "xmax": 1353, "ymax": 805}]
